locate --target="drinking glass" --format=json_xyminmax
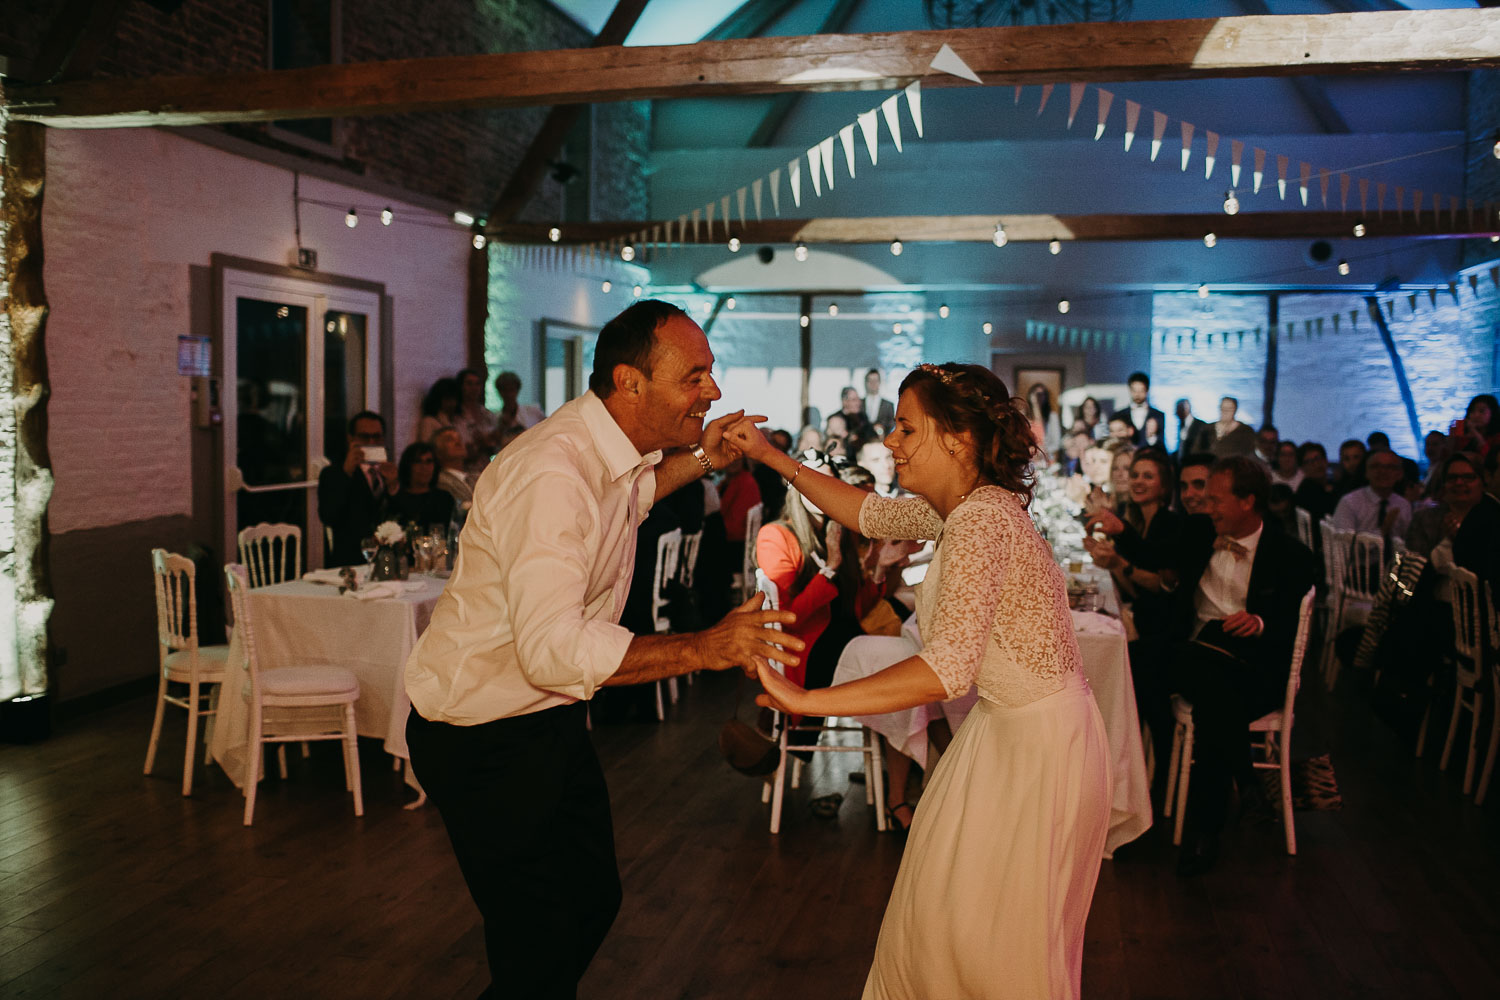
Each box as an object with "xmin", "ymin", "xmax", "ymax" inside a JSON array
[{"xmin": 359, "ymin": 536, "xmax": 377, "ymax": 565}]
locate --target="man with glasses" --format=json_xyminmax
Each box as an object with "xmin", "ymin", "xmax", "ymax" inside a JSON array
[{"xmin": 1331, "ymin": 449, "xmax": 1411, "ymax": 543}]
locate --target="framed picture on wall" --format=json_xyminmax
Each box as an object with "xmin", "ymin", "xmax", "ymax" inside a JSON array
[{"xmin": 1014, "ymin": 366, "xmax": 1065, "ymax": 407}]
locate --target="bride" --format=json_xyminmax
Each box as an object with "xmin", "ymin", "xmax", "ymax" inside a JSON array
[{"xmin": 726, "ymin": 363, "xmax": 1110, "ymax": 999}]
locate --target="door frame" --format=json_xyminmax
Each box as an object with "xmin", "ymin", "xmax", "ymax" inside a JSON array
[{"xmin": 210, "ymin": 253, "xmax": 392, "ymax": 571}]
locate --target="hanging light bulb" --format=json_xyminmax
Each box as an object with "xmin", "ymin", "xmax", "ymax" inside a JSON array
[
  {"xmin": 992, "ymin": 223, "xmax": 1008, "ymax": 248},
  {"xmin": 620, "ymin": 244, "xmax": 636, "ymax": 262},
  {"xmin": 1352, "ymin": 221, "xmax": 1367, "ymax": 238},
  {"xmin": 794, "ymin": 242, "xmax": 809, "ymax": 262},
  {"xmin": 1203, "ymin": 232, "xmax": 1217, "ymax": 248},
  {"xmin": 1057, "ymin": 299, "xmax": 1071, "ymax": 314},
  {"xmin": 601, "ymin": 280, "xmax": 612, "ymax": 293},
  {"xmin": 890, "ymin": 238, "xmax": 903, "ymax": 256},
  {"xmin": 472, "ymin": 234, "xmax": 487, "ymax": 250},
  {"xmin": 345, "ymin": 207, "xmax": 358, "ymax": 228},
  {"xmin": 728, "ymin": 237, "xmax": 741, "ymax": 252},
  {"xmin": 1048, "ymin": 239, "xmax": 1061, "ymax": 255},
  {"xmin": 799, "ymin": 314, "xmax": 810, "ymax": 328},
  {"xmin": 548, "ymin": 227, "xmax": 561, "ymax": 242},
  {"xmin": 453, "ymin": 210, "xmax": 476, "ymax": 226},
  {"xmin": 982, "ymin": 322, "xmax": 994, "ymax": 335},
  {"xmin": 1197, "ymin": 284, "xmax": 1210, "ymax": 299},
  {"xmin": 893, "ymin": 323, "xmax": 903, "ymax": 335},
  {"xmin": 700, "ymin": 301, "xmax": 712, "ymax": 316},
  {"xmin": 726, "ymin": 296, "xmax": 736, "ymax": 310},
  {"xmin": 632, "ymin": 284, "xmax": 643, "ymax": 298},
  {"xmin": 1337, "ymin": 260, "xmax": 1351, "ymax": 276},
  {"xmin": 1223, "ymin": 190, "xmax": 1240, "ymax": 216},
  {"xmin": 827, "ymin": 303, "xmax": 839, "ymax": 317},
  {"xmin": 380, "ymin": 207, "xmax": 393, "ymax": 226},
  {"xmin": 938, "ymin": 304, "xmax": 950, "ymax": 319},
  {"xmin": 1491, "ymin": 235, "xmax": 1500, "ymax": 244}
]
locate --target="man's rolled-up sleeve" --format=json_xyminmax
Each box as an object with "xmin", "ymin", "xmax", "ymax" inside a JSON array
[{"xmin": 491, "ymin": 472, "xmax": 634, "ymax": 700}]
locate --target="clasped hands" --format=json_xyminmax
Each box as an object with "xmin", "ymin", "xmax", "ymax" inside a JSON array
[{"xmin": 701, "ymin": 593, "xmax": 816, "ymax": 715}]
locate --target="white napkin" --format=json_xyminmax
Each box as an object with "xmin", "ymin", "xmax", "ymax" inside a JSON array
[
  {"xmin": 1071, "ymin": 610, "xmax": 1124, "ymax": 636},
  {"xmin": 304, "ymin": 566, "xmax": 372, "ymax": 586},
  {"xmin": 347, "ymin": 581, "xmax": 402, "ymax": 601}
]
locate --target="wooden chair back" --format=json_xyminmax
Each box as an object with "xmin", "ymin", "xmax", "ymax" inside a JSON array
[
  {"xmin": 151, "ymin": 548, "xmax": 199, "ymax": 658},
  {"xmin": 238, "ymin": 523, "xmax": 302, "ymax": 587}
]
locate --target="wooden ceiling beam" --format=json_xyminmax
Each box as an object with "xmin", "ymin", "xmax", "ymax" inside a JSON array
[
  {"xmin": 11, "ymin": 9, "xmax": 1500, "ymax": 128},
  {"xmin": 486, "ymin": 211, "xmax": 1500, "ymax": 244}
]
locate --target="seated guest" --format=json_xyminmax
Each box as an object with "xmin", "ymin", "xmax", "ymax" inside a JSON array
[
  {"xmin": 1293, "ymin": 442, "xmax": 1338, "ymax": 529},
  {"xmin": 456, "ymin": 367, "xmax": 498, "ymax": 475},
  {"xmin": 1332, "ymin": 438, "xmax": 1367, "ymax": 497},
  {"xmin": 1449, "ymin": 393, "xmax": 1500, "ymax": 460},
  {"xmin": 1331, "ymin": 449, "xmax": 1411, "ymax": 543},
  {"xmin": 1267, "ymin": 483, "xmax": 1299, "ymax": 536},
  {"xmin": 719, "ymin": 455, "xmax": 763, "ymax": 570},
  {"xmin": 1026, "ymin": 383, "xmax": 1064, "ymax": 459},
  {"xmin": 857, "ymin": 438, "xmax": 902, "ymax": 497},
  {"xmin": 1106, "ymin": 414, "xmax": 1136, "ymax": 445},
  {"xmin": 1108, "ymin": 445, "xmax": 1136, "ymax": 510},
  {"xmin": 1170, "ymin": 457, "xmax": 1318, "ymax": 876},
  {"xmin": 416, "ymin": 377, "xmax": 461, "ymax": 443},
  {"xmin": 1176, "ymin": 453, "xmax": 1216, "ymax": 516},
  {"xmin": 795, "ymin": 425, "xmax": 823, "ymax": 455},
  {"xmin": 1059, "ymin": 428, "xmax": 1093, "ymax": 476},
  {"xmin": 1141, "ymin": 413, "xmax": 1166, "ymax": 451},
  {"xmin": 1255, "ymin": 425, "xmax": 1279, "ymax": 467},
  {"xmin": 432, "ymin": 427, "xmax": 476, "ymax": 509},
  {"xmin": 1076, "ymin": 394, "xmax": 1106, "ymax": 441},
  {"xmin": 1367, "ymin": 430, "xmax": 1391, "ymax": 453},
  {"xmin": 317, "ymin": 410, "xmax": 397, "ymax": 566},
  {"xmin": 837, "ymin": 386, "xmax": 874, "ymax": 444},
  {"xmin": 494, "ymin": 370, "xmax": 546, "ymax": 435},
  {"xmin": 755, "ymin": 459, "xmax": 883, "ymax": 763},
  {"xmin": 822, "ymin": 413, "xmax": 851, "ymax": 459},
  {"xmin": 1210, "ymin": 397, "xmax": 1257, "ymax": 458},
  {"xmin": 1421, "ymin": 430, "xmax": 1451, "ymax": 498},
  {"xmin": 1270, "ymin": 440, "xmax": 1304, "ymax": 490},
  {"xmin": 1082, "ymin": 449, "xmax": 1185, "ymax": 773},
  {"xmin": 1408, "ymin": 453, "xmax": 1500, "ymax": 588},
  {"xmin": 386, "ymin": 441, "xmax": 455, "ymax": 532}
]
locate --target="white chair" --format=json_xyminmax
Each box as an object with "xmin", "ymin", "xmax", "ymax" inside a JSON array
[
  {"xmin": 1166, "ymin": 587, "xmax": 1316, "ymax": 855},
  {"xmin": 650, "ymin": 529, "xmax": 684, "ymax": 720},
  {"xmin": 739, "ymin": 502, "xmax": 764, "ymax": 602},
  {"xmin": 755, "ymin": 569, "xmax": 887, "ymax": 835},
  {"xmin": 1476, "ymin": 582, "xmax": 1499, "ymax": 806},
  {"xmin": 224, "ymin": 564, "xmax": 363, "ymax": 826},
  {"xmin": 238, "ymin": 522, "xmax": 302, "ymax": 587},
  {"xmin": 1294, "ymin": 507, "xmax": 1313, "ymax": 550},
  {"xmin": 678, "ymin": 529, "xmax": 704, "ymax": 589},
  {"xmin": 1438, "ymin": 565, "xmax": 1485, "ymax": 796},
  {"xmin": 145, "ymin": 548, "xmax": 230, "ymax": 796},
  {"xmin": 1321, "ymin": 527, "xmax": 1384, "ymax": 690}
]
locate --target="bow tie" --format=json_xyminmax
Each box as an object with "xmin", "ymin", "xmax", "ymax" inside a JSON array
[{"xmin": 1213, "ymin": 536, "xmax": 1250, "ymax": 561}]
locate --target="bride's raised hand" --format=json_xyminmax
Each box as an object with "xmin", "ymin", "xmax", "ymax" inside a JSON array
[
  {"xmin": 723, "ymin": 417, "xmax": 775, "ymax": 462},
  {"xmin": 755, "ymin": 660, "xmax": 812, "ymax": 715}
]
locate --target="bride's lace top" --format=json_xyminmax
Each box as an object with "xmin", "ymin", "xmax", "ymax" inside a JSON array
[{"xmin": 858, "ymin": 485, "xmax": 1082, "ymax": 708}]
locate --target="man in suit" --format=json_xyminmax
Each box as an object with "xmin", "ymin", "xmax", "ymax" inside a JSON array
[
  {"xmin": 1169, "ymin": 456, "xmax": 1317, "ymax": 876},
  {"xmin": 317, "ymin": 410, "xmax": 397, "ymax": 566},
  {"xmin": 862, "ymin": 368, "xmax": 896, "ymax": 436},
  {"xmin": 1112, "ymin": 371, "xmax": 1166, "ymax": 447},
  {"xmin": 1175, "ymin": 398, "xmax": 1215, "ymax": 459}
]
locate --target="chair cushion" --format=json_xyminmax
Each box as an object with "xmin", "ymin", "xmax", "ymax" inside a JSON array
[
  {"xmin": 164, "ymin": 644, "xmax": 231, "ymax": 679},
  {"xmin": 1248, "ymin": 710, "xmax": 1284, "ymax": 732},
  {"xmin": 258, "ymin": 665, "xmax": 359, "ymax": 698}
]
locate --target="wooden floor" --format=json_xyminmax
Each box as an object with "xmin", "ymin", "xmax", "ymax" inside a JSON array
[{"xmin": 3, "ymin": 670, "xmax": 1499, "ymax": 1000}]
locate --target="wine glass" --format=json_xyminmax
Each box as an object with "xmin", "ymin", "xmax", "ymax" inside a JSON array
[{"xmin": 360, "ymin": 536, "xmax": 377, "ymax": 565}]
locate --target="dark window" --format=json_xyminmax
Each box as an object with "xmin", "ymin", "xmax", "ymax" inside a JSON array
[{"xmin": 268, "ymin": 0, "xmax": 339, "ymax": 148}]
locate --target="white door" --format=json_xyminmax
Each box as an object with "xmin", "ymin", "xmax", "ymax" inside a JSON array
[{"xmin": 221, "ymin": 269, "xmax": 382, "ymax": 570}]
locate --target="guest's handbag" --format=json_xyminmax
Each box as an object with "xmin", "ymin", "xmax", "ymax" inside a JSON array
[{"xmin": 718, "ymin": 676, "xmax": 779, "ymax": 776}]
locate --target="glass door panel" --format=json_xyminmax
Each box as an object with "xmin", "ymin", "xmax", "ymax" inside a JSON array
[
  {"xmin": 235, "ymin": 297, "xmax": 309, "ymax": 543},
  {"xmin": 322, "ymin": 310, "xmax": 367, "ymax": 465}
]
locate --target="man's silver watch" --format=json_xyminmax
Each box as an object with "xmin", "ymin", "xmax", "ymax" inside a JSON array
[{"xmin": 690, "ymin": 444, "xmax": 715, "ymax": 476}]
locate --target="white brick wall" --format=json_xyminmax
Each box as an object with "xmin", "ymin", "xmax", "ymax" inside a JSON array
[{"xmin": 43, "ymin": 128, "xmax": 470, "ymax": 534}]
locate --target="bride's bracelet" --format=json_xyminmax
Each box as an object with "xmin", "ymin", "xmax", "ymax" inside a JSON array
[{"xmin": 789, "ymin": 461, "xmax": 805, "ymax": 486}]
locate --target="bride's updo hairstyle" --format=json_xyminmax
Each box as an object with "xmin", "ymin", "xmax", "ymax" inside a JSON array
[{"xmin": 898, "ymin": 363, "xmax": 1036, "ymax": 505}]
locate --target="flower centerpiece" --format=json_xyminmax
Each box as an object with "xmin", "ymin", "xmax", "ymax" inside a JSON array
[{"xmin": 371, "ymin": 520, "xmax": 409, "ymax": 581}]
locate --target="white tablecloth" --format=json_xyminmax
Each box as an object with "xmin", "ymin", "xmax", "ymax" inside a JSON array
[
  {"xmin": 831, "ymin": 568, "xmax": 1152, "ymax": 858},
  {"xmin": 209, "ymin": 574, "xmax": 445, "ymax": 789}
]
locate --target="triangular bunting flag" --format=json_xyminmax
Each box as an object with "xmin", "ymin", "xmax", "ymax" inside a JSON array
[
  {"xmin": 1253, "ymin": 148, "xmax": 1266, "ymax": 194},
  {"xmin": 789, "ymin": 159, "xmax": 802, "ymax": 208},
  {"xmin": 1037, "ymin": 83, "xmax": 1054, "ymax": 115},
  {"xmin": 1231, "ymin": 139, "xmax": 1244, "ymax": 189},
  {"xmin": 881, "ymin": 94, "xmax": 904, "ymax": 153},
  {"xmin": 691, "ymin": 208, "xmax": 701, "ymax": 243},
  {"xmin": 1067, "ymin": 83, "xmax": 1087, "ymax": 129},
  {"xmin": 1429, "ymin": 288, "xmax": 1439, "ymax": 308},
  {"xmin": 1340, "ymin": 173, "xmax": 1350, "ymax": 212},
  {"xmin": 1299, "ymin": 162, "xmax": 1311, "ymax": 207},
  {"xmin": 857, "ymin": 110, "xmax": 880, "ymax": 166},
  {"xmin": 1205, "ymin": 130, "xmax": 1219, "ymax": 179},
  {"xmin": 1276, "ymin": 154, "xmax": 1288, "ymax": 200},
  {"xmin": 839, "ymin": 124, "xmax": 857, "ymax": 178},
  {"xmin": 737, "ymin": 186, "xmax": 748, "ymax": 226},
  {"xmin": 806, "ymin": 145, "xmax": 823, "ymax": 198},
  {"xmin": 1150, "ymin": 111, "xmax": 1168, "ymax": 162},
  {"xmin": 1319, "ymin": 168, "xmax": 1330, "ymax": 208},
  {"xmin": 1124, "ymin": 100, "xmax": 1141, "ymax": 152},
  {"xmin": 769, "ymin": 169, "xmax": 781, "ymax": 216},
  {"xmin": 905, "ymin": 81, "xmax": 924, "ymax": 138},
  {"xmin": 1180, "ymin": 121, "xmax": 1194, "ymax": 172},
  {"xmin": 1095, "ymin": 89, "xmax": 1113, "ymax": 141},
  {"xmin": 704, "ymin": 201, "xmax": 715, "ymax": 241},
  {"xmin": 752, "ymin": 178, "xmax": 764, "ymax": 220},
  {"xmin": 929, "ymin": 43, "xmax": 982, "ymax": 84},
  {"xmin": 721, "ymin": 195, "xmax": 731, "ymax": 234},
  {"xmin": 819, "ymin": 135, "xmax": 836, "ymax": 190}
]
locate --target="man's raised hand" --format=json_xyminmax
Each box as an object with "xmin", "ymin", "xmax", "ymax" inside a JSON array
[{"xmin": 697, "ymin": 592, "xmax": 802, "ymax": 677}]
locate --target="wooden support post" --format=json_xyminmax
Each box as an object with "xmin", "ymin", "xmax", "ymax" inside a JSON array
[
  {"xmin": 1263, "ymin": 293, "xmax": 1279, "ymax": 427},
  {"xmin": 1365, "ymin": 296, "xmax": 1425, "ymax": 454},
  {"xmin": 799, "ymin": 294, "xmax": 812, "ymax": 430},
  {"xmin": 1, "ymin": 97, "xmax": 56, "ymax": 705},
  {"xmin": 466, "ymin": 241, "xmax": 488, "ymax": 373}
]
